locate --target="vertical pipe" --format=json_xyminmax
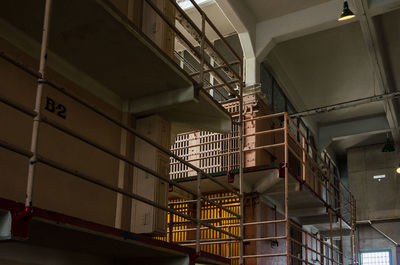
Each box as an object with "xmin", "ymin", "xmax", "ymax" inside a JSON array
[
  {"xmin": 329, "ymin": 209, "xmax": 334, "ymax": 265},
  {"xmin": 196, "ymin": 172, "xmax": 201, "ymax": 253},
  {"xmin": 305, "ymin": 232, "xmax": 309, "ymax": 265},
  {"xmin": 199, "ymin": 12, "xmax": 205, "ymax": 88},
  {"xmin": 339, "ymin": 185, "xmax": 343, "ymax": 265},
  {"xmin": 25, "ymin": 0, "xmax": 52, "ymax": 208},
  {"xmin": 328, "ymin": 171, "xmax": 334, "ymax": 265},
  {"xmin": 284, "ymin": 113, "xmax": 290, "ymax": 265},
  {"xmin": 239, "ymin": 65, "xmax": 244, "ymax": 265},
  {"xmin": 169, "ymin": 205, "xmax": 174, "ymax": 243},
  {"xmin": 302, "ymin": 135, "xmax": 306, "ymax": 182}
]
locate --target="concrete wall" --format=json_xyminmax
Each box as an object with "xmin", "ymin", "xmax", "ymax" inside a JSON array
[
  {"xmin": 347, "ymin": 144, "xmax": 400, "ymax": 265},
  {"xmin": 0, "ymin": 37, "xmax": 123, "ymax": 228},
  {"xmin": 358, "ymin": 225, "xmax": 398, "ymax": 265},
  {"xmin": 347, "ymin": 144, "xmax": 400, "ymax": 221}
]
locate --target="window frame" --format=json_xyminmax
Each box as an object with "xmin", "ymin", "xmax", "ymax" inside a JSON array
[{"xmin": 360, "ymin": 250, "xmax": 392, "ymax": 265}]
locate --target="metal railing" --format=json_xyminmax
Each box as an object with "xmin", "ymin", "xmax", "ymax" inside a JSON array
[
  {"xmin": 0, "ymin": 0, "xmax": 245, "ymax": 262},
  {"xmin": 168, "ymin": 110, "xmax": 358, "ymax": 265},
  {"xmin": 139, "ymin": 0, "xmax": 243, "ymax": 99}
]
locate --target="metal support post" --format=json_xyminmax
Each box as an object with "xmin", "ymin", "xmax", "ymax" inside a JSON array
[
  {"xmin": 196, "ymin": 172, "xmax": 202, "ymax": 253},
  {"xmin": 199, "ymin": 12, "xmax": 205, "ymax": 88},
  {"xmin": 239, "ymin": 72, "xmax": 244, "ymax": 265},
  {"xmin": 305, "ymin": 232, "xmax": 309, "ymax": 265},
  {"xmin": 284, "ymin": 113, "xmax": 290, "ymax": 265},
  {"xmin": 25, "ymin": 0, "xmax": 52, "ymax": 208}
]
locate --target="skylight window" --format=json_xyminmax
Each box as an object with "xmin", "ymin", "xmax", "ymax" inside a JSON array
[
  {"xmin": 177, "ymin": 0, "xmax": 213, "ymax": 9},
  {"xmin": 361, "ymin": 251, "xmax": 391, "ymax": 265}
]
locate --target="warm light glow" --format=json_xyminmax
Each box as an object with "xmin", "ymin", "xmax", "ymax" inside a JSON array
[
  {"xmin": 338, "ymin": 1, "xmax": 355, "ymax": 22},
  {"xmin": 338, "ymin": 14, "xmax": 355, "ymax": 21},
  {"xmin": 396, "ymin": 166, "xmax": 400, "ymax": 174}
]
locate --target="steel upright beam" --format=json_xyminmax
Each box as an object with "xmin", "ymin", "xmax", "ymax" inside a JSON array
[
  {"xmin": 284, "ymin": 113, "xmax": 290, "ymax": 265},
  {"xmin": 25, "ymin": 0, "xmax": 52, "ymax": 208},
  {"xmin": 196, "ymin": 172, "xmax": 201, "ymax": 253},
  {"xmin": 239, "ymin": 78, "xmax": 244, "ymax": 265}
]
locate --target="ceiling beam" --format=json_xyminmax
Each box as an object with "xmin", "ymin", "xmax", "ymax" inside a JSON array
[
  {"xmin": 255, "ymin": 0, "xmax": 350, "ymax": 61},
  {"xmin": 353, "ymin": 0, "xmax": 400, "ymax": 146},
  {"xmin": 319, "ymin": 115, "xmax": 390, "ymax": 149}
]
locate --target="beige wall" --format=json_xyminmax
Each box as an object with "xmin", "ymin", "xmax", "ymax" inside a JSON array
[{"xmin": 0, "ymin": 38, "xmax": 124, "ymax": 228}]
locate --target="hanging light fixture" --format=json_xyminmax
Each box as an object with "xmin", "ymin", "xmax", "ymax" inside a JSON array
[
  {"xmin": 382, "ymin": 134, "xmax": 395, "ymax": 152},
  {"xmin": 338, "ymin": 1, "xmax": 355, "ymax": 21},
  {"xmin": 396, "ymin": 164, "xmax": 400, "ymax": 174}
]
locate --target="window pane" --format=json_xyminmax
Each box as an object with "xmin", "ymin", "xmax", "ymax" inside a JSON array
[{"xmin": 361, "ymin": 251, "xmax": 390, "ymax": 265}]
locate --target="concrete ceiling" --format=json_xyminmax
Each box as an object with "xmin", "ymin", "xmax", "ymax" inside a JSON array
[
  {"xmin": 184, "ymin": 1, "xmax": 235, "ymax": 39},
  {"xmin": 175, "ymin": 0, "xmax": 236, "ymax": 51},
  {"xmin": 185, "ymin": 0, "xmax": 400, "ymax": 156},
  {"xmin": 374, "ymin": 8, "xmax": 400, "ymax": 92},
  {"xmin": 265, "ymin": 22, "xmax": 385, "ymax": 125},
  {"xmin": 244, "ymin": 0, "xmax": 331, "ymax": 21}
]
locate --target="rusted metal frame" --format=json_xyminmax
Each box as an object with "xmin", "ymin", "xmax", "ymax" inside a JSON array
[
  {"xmin": 238, "ymin": 68, "xmax": 244, "ymax": 265},
  {"xmin": 40, "ymin": 116, "xmax": 199, "ymax": 198},
  {"xmin": 38, "ymin": 153, "xmax": 238, "ymax": 239},
  {"xmin": 170, "ymin": 148, "xmax": 239, "ymax": 160},
  {"xmin": 174, "ymin": 51, "xmax": 229, "ymax": 101},
  {"xmin": 0, "ymin": 48, "xmax": 240, "ymax": 196},
  {"xmin": 244, "ymin": 142, "xmax": 285, "ymax": 152},
  {"xmin": 288, "ymin": 116, "xmax": 351, "ymax": 207},
  {"xmin": 179, "ymin": 238, "xmax": 238, "ymax": 245},
  {"xmin": 45, "ymin": 79, "xmax": 240, "ymax": 194},
  {"xmin": 190, "ymin": 61, "xmax": 241, "ymax": 77},
  {"xmin": 0, "ymin": 96, "xmax": 37, "ymax": 117},
  {"xmin": 243, "ymin": 236, "xmax": 287, "ymax": 242},
  {"xmin": 328, "ymin": 170, "xmax": 335, "ymax": 265},
  {"xmin": 0, "ymin": 51, "xmax": 41, "ymax": 78},
  {"xmin": 291, "ymin": 235, "xmax": 338, "ymax": 265},
  {"xmin": 230, "ymin": 253, "xmax": 288, "ymax": 259},
  {"xmin": 172, "ymin": 223, "xmax": 239, "ymax": 232},
  {"xmin": 244, "ymin": 219, "xmax": 287, "ymax": 226},
  {"xmin": 25, "ymin": 0, "xmax": 52, "ymax": 208},
  {"xmin": 302, "ymin": 135, "xmax": 307, "ymax": 182},
  {"xmin": 284, "ymin": 113, "xmax": 291, "ymax": 265},
  {"xmin": 176, "ymin": 36, "xmax": 239, "ymax": 97},
  {"xmin": 186, "ymin": 0, "xmax": 242, "ymax": 62},
  {"xmin": 289, "ymin": 220, "xmax": 339, "ymax": 253},
  {"xmin": 199, "ymin": 12, "xmax": 206, "ymax": 89},
  {"xmin": 243, "ymin": 127, "xmax": 285, "ymax": 138},
  {"xmin": 204, "ymin": 79, "xmax": 240, "ymax": 90},
  {"xmin": 171, "ymin": 136, "xmax": 240, "ymax": 151},
  {"xmin": 202, "ymin": 216, "xmax": 239, "ymax": 222},
  {"xmin": 290, "ymin": 254, "xmax": 311, "ymax": 264},
  {"xmin": 36, "ymin": 154, "xmax": 195, "ymax": 224},
  {"xmin": 41, "ymin": 115, "xmax": 240, "ymax": 220},
  {"xmin": 196, "ymin": 172, "xmax": 201, "ymax": 253},
  {"xmin": 338, "ymin": 184, "xmax": 344, "ymax": 265},
  {"xmin": 172, "ymin": 219, "xmax": 285, "ymax": 232},
  {"xmin": 169, "ymin": 200, "xmax": 198, "ymax": 205},
  {"xmin": 0, "ymin": 140, "xmax": 33, "ymax": 158},
  {"xmin": 243, "ymin": 112, "xmax": 286, "ymax": 122},
  {"xmin": 169, "ymin": 204, "xmax": 174, "ymax": 243},
  {"xmin": 287, "ymin": 145, "xmax": 306, "ymax": 166},
  {"xmin": 170, "ymin": 0, "xmax": 241, "ymax": 81},
  {"xmin": 170, "ymin": 151, "xmax": 239, "ymax": 165},
  {"xmin": 143, "ymin": 0, "xmax": 239, "ymax": 97}
]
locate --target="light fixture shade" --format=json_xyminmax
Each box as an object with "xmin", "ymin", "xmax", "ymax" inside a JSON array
[
  {"xmin": 338, "ymin": 1, "xmax": 355, "ymax": 21},
  {"xmin": 382, "ymin": 137, "xmax": 395, "ymax": 152}
]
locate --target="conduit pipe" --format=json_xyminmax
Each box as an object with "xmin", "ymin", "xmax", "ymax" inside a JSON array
[{"xmin": 25, "ymin": 0, "xmax": 52, "ymax": 208}]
